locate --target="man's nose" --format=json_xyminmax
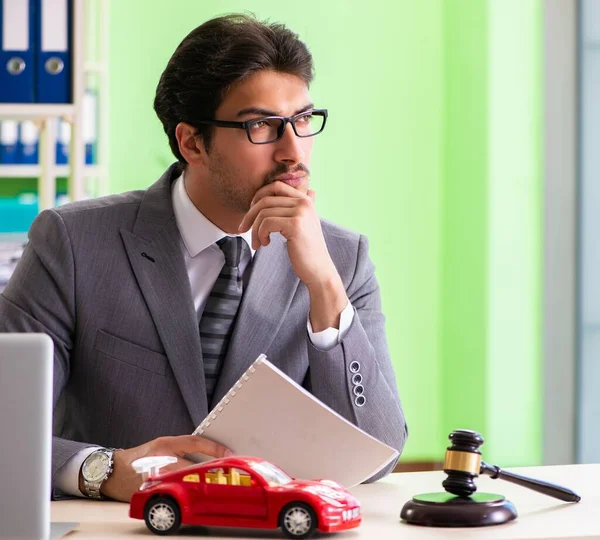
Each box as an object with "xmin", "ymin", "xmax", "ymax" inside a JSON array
[{"xmin": 273, "ymin": 122, "xmax": 304, "ymax": 164}]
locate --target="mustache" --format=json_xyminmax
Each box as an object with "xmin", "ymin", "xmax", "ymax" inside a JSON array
[{"xmin": 263, "ymin": 163, "xmax": 310, "ymax": 185}]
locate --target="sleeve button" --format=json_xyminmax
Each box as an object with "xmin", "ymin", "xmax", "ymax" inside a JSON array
[{"xmin": 349, "ymin": 361, "xmax": 360, "ymax": 373}]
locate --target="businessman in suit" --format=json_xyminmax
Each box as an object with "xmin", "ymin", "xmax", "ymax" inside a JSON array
[{"xmin": 0, "ymin": 14, "xmax": 407, "ymax": 502}]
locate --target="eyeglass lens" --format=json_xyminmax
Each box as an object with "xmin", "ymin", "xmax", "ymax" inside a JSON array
[{"xmin": 247, "ymin": 112, "xmax": 325, "ymax": 143}]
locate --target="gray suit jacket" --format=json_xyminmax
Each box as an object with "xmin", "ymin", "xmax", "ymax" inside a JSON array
[{"xmin": 0, "ymin": 164, "xmax": 407, "ymax": 491}]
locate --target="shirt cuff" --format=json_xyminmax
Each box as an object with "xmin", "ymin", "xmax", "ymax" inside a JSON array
[
  {"xmin": 54, "ymin": 446, "xmax": 102, "ymax": 497},
  {"xmin": 307, "ymin": 300, "xmax": 354, "ymax": 350}
]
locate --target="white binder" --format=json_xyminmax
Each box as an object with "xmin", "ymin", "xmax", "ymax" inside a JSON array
[{"xmin": 190, "ymin": 354, "xmax": 399, "ymax": 487}]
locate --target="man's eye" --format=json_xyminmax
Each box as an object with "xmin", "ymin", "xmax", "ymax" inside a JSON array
[
  {"xmin": 250, "ymin": 120, "xmax": 270, "ymax": 129},
  {"xmin": 297, "ymin": 114, "xmax": 313, "ymax": 124}
]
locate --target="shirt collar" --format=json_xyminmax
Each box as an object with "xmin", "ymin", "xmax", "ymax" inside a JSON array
[{"xmin": 171, "ymin": 172, "xmax": 255, "ymax": 258}]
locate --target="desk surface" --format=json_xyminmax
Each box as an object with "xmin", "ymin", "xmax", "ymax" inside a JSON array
[{"xmin": 52, "ymin": 464, "xmax": 598, "ymax": 540}]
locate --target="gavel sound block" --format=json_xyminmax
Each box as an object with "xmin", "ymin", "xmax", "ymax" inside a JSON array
[{"xmin": 400, "ymin": 429, "xmax": 581, "ymax": 527}]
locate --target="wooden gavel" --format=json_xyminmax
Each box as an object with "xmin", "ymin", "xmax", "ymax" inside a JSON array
[{"xmin": 441, "ymin": 429, "xmax": 581, "ymax": 502}]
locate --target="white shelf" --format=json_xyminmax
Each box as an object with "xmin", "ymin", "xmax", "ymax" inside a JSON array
[
  {"xmin": 0, "ymin": 165, "xmax": 103, "ymax": 178},
  {"xmin": 83, "ymin": 61, "xmax": 105, "ymax": 73},
  {"xmin": 0, "ymin": 104, "xmax": 75, "ymax": 120}
]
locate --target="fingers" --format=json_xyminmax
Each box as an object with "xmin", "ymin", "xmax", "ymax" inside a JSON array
[
  {"xmin": 251, "ymin": 208, "xmax": 296, "ymax": 249},
  {"xmin": 240, "ymin": 193, "xmax": 315, "ymax": 248},
  {"xmin": 240, "ymin": 195, "xmax": 315, "ymax": 248},
  {"xmin": 101, "ymin": 436, "xmax": 232, "ymax": 503},
  {"xmin": 157, "ymin": 435, "xmax": 233, "ymax": 459},
  {"xmin": 239, "ymin": 195, "xmax": 298, "ymax": 233},
  {"xmin": 256, "ymin": 217, "xmax": 293, "ymax": 248},
  {"xmin": 251, "ymin": 180, "xmax": 309, "ymax": 207},
  {"xmin": 162, "ymin": 457, "xmax": 196, "ymax": 472}
]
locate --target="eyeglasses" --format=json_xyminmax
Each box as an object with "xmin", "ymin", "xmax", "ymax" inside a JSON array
[{"xmin": 195, "ymin": 109, "xmax": 328, "ymax": 145}]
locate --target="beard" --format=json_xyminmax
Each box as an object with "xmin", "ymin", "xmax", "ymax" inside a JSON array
[{"xmin": 208, "ymin": 155, "xmax": 310, "ymax": 213}]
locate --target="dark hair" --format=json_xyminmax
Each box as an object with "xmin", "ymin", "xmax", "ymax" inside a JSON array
[{"xmin": 153, "ymin": 13, "xmax": 314, "ymax": 163}]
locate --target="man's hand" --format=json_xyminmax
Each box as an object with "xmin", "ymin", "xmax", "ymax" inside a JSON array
[
  {"xmin": 239, "ymin": 181, "xmax": 348, "ymax": 331},
  {"xmin": 93, "ymin": 435, "xmax": 232, "ymax": 502}
]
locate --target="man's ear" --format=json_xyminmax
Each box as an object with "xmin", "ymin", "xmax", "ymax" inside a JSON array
[{"xmin": 175, "ymin": 122, "xmax": 207, "ymax": 167}]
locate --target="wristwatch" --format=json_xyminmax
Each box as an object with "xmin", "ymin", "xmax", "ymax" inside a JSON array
[{"xmin": 80, "ymin": 448, "xmax": 118, "ymax": 499}]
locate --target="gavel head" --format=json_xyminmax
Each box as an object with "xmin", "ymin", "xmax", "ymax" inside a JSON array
[{"xmin": 441, "ymin": 429, "xmax": 484, "ymax": 498}]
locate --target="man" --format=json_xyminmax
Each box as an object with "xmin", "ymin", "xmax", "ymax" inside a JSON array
[{"xmin": 0, "ymin": 14, "xmax": 407, "ymax": 502}]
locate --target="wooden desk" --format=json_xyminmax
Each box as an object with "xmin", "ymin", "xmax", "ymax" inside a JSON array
[{"xmin": 51, "ymin": 464, "xmax": 598, "ymax": 539}]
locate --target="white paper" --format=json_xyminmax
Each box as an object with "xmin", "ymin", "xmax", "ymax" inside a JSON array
[{"xmin": 191, "ymin": 355, "xmax": 399, "ymax": 487}]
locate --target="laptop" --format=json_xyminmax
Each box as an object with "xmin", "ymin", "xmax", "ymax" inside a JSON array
[{"xmin": 0, "ymin": 333, "xmax": 76, "ymax": 539}]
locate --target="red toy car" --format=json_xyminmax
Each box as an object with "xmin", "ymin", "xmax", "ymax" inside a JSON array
[{"xmin": 129, "ymin": 456, "xmax": 361, "ymax": 538}]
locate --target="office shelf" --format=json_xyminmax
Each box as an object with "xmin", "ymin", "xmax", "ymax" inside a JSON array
[
  {"xmin": 83, "ymin": 61, "xmax": 105, "ymax": 73},
  {"xmin": 0, "ymin": 165, "xmax": 104, "ymax": 178},
  {"xmin": 0, "ymin": 0, "xmax": 109, "ymax": 210},
  {"xmin": 0, "ymin": 104, "xmax": 75, "ymax": 120}
]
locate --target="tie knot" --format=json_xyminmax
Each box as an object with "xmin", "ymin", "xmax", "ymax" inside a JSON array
[{"xmin": 217, "ymin": 236, "xmax": 246, "ymax": 267}]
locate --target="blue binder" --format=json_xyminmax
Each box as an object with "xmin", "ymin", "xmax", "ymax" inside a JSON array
[
  {"xmin": 54, "ymin": 101, "xmax": 97, "ymax": 166},
  {"xmin": 83, "ymin": 90, "xmax": 97, "ymax": 164},
  {"xmin": 0, "ymin": 0, "xmax": 36, "ymax": 102},
  {"xmin": 55, "ymin": 118, "xmax": 70, "ymax": 165},
  {"xmin": 35, "ymin": 0, "xmax": 71, "ymax": 103},
  {"xmin": 0, "ymin": 121, "xmax": 19, "ymax": 163},
  {"xmin": 17, "ymin": 121, "xmax": 39, "ymax": 164}
]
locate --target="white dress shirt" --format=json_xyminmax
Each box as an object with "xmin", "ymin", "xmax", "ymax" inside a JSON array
[{"xmin": 56, "ymin": 172, "xmax": 354, "ymax": 496}]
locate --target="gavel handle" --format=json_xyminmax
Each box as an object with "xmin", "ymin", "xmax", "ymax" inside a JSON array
[{"xmin": 480, "ymin": 462, "xmax": 581, "ymax": 502}]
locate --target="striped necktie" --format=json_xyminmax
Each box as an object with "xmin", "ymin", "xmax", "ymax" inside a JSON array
[{"xmin": 200, "ymin": 236, "xmax": 249, "ymax": 402}]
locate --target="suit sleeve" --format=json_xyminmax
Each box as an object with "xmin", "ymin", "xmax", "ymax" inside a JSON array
[
  {"xmin": 304, "ymin": 234, "xmax": 408, "ymax": 481},
  {"xmin": 0, "ymin": 209, "xmax": 96, "ymax": 498}
]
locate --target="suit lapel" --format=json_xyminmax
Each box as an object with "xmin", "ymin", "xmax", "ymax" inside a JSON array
[
  {"xmin": 121, "ymin": 165, "xmax": 207, "ymax": 426},
  {"xmin": 210, "ymin": 233, "xmax": 300, "ymax": 405}
]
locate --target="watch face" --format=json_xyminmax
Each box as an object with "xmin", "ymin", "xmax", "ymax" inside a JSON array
[{"xmin": 83, "ymin": 452, "xmax": 110, "ymax": 483}]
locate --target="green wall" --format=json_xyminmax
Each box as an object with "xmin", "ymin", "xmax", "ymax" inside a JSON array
[
  {"xmin": 486, "ymin": 0, "xmax": 542, "ymax": 465},
  {"xmin": 440, "ymin": 0, "xmax": 489, "ymax": 455},
  {"xmin": 108, "ymin": 0, "xmax": 542, "ymax": 465},
  {"xmin": 441, "ymin": 0, "xmax": 542, "ymax": 465}
]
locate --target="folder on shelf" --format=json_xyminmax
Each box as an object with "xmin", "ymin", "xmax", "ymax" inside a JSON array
[
  {"xmin": 17, "ymin": 120, "xmax": 39, "ymax": 164},
  {"xmin": 55, "ymin": 117, "xmax": 70, "ymax": 165},
  {"xmin": 83, "ymin": 90, "xmax": 97, "ymax": 164},
  {"xmin": 54, "ymin": 91, "xmax": 96, "ymax": 166},
  {"xmin": 0, "ymin": 0, "xmax": 35, "ymax": 102},
  {"xmin": 35, "ymin": 0, "xmax": 71, "ymax": 103},
  {"xmin": 0, "ymin": 121, "xmax": 19, "ymax": 164}
]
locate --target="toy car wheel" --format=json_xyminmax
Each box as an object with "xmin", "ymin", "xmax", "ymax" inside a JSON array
[
  {"xmin": 279, "ymin": 502, "xmax": 317, "ymax": 539},
  {"xmin": 144, "ymin": 496, "xmax": 181, "ymax": 535}
]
